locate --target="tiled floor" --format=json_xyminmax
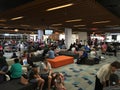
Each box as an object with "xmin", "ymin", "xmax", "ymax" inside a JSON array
[
  {"xmin": 53, "ymin": 55, "xmax": 120, "ymax": 90},
  {"xmin": 5, "ymin": 52, "xmax": 120, "ymax": 90}
]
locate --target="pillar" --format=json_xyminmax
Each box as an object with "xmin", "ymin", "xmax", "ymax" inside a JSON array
[
  {"xmin": 78, "ymin": 32, "xmax": 88, "ymax": 45},
  {"xmin": 65, "ymin": 28, "xmax": 72, "ymax": 49},
  {"xmin": 38, "ymin": 30, "xmax": 43, "ymax": 42}
]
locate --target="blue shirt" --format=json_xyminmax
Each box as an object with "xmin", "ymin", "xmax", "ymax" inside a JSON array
[{"xmin": 48, "ymin": 50, "xmax": 55, "ymax": 59}]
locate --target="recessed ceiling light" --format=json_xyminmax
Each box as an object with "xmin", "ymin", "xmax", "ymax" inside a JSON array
[
  {"xmin": 51, "ymin": 23, "xmax": 62, "ymax": 26},
  {"xmin": 92, "ymin": 20, "xmax": 110, "ymax": 24},
  {"xmin": 65, "ymin": 19, "xmax": 82, "ymax": 23},
  {"xmin": 46, "ymin": 3, "xmax": 74, "ymax": 11},
  {"xmin": 11, "ymin": 16, "xmax": 24, "ymax": 21},
  {"xmin": 73, "ymin": 25, "xmax": 86, "ymax": 27},
  {"xmin": 14, "ymin": 29, "xmax": 19, "ymax": 32}
]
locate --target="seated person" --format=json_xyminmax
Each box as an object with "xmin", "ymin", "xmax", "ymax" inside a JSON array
[
  {"xmin": 0, "ymin": 53, "xmax": 8, "ymax": 83},
  {"xmin": 11, "ymin": 52, "xmax": 18, "ymax": 58},
  {"xmin": 53, "ymin": 72, "xmax": 66, "ymax": 90},
  {"xmin": 90, "ymin": 48, "xmax": 100, "ymax": 64},
  {"xmin": 29, "ymin": 64, "xmax": 44, "ymax": 90},
  {"xmin": 9, "ymin": 58, "xmax": 22, "ymax": 80},
  {"xmin": 76, "ymin": 49, "xmax": 88, "ymax": 64},
  {"xmin": 84, "ymin": 44, "xmax": 91, "ymax": 53},
  {"xmin": 48, "ymin": 47, "xmax": 55, "ymax": 59},
  {"xmin": 40, "ymin": 57, "xmax": 52, "ymax": 90}
]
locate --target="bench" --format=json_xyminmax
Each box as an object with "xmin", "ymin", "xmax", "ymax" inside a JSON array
[
  {"xmin": 58, "ymin": 51, "xmax": 79, "ymax": 59},
  {"xmin": 47, "ymin": 55, "xmax": 74, "ymax": 68},
  {"xmin": 0, "ymin": 79, "xmax": 36, "ymax": 90}
]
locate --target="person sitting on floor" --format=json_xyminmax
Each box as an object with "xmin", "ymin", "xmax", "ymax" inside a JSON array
[
  {"xmin": 40, "ymin": 57, "xmax": 52, "ymax": 90},
  {"xmin": 48, "ymin": 47, "xmax": 55, "ymax": 59},
  {"xmin": 0, "ymin": 53, "xmax": 8, "ymax": 83},
  {"xmin": 90, "ymin": 48, "xmax": 100, "ymax": 64},
  {"xmin": 9, "ymin": 58, "xmax": 22, "ymax": 80},
  {"xmin": 29, "ymin": 64, "xmax": 44, "ymax": 90},
  {"xmin": 11, "ymin": 52, "xmax": 18, "ymax": 59},
  {"xmin": 53, "ymin": 72, "xmax": 66, "ymax": 90},
  {"xmin": 76, "ymin": 49, "xmax": 88, "ymax": 64}
]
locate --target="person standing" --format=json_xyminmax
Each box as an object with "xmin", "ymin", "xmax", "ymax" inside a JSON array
[{"xmin": 94, "ymin": 61, "xmax": 120, "ymax": 90}]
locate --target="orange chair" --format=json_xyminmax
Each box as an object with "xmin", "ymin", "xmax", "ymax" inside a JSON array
[{"xmin": 47, "ymin": 56, "xmax": 74, "ymax": 68}]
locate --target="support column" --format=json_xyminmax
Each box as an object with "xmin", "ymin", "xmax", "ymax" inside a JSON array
[
  {"xmin": 65, "ymin": 28, "xmax": 72, "ymax": 49},
  {"xmin": 38, "ymin": 30, "xmax": 43, "ymax": 42},
  {"xmin": 78, "ymin": 32, "xmax": 87, "ymax": 45}
]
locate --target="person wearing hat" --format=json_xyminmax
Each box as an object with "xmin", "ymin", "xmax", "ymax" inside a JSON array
[{"xmin": 29, "ymin": 64, "xmax": 44, "ymax": 90}]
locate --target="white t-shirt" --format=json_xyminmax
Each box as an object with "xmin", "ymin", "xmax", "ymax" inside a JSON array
[
  {"xmin": 97, "ymin": 64, "xmax": 112, "ymax": 83},
  {"xmin": 40, "ymin": 62, "xmax": 52, "ymax": 74}
]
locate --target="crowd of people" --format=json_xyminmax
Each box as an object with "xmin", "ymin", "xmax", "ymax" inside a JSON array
[{"xmin": 0, "ymin": 39, "xmax": 120, "ymax": 90}]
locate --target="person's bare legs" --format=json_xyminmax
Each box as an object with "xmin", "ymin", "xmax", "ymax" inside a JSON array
[
  {"xmin": 37, "ymin": 78, "xmax": 44, "ymax": 90},
  {"xmin": 48, "ymin": 75, "xmax": 52, "ymax": 90}
]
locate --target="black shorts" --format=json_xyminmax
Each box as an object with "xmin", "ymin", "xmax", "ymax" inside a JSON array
[{"xmin": 41, "ymin": 73, "xmax": 49, "ymax": 81}]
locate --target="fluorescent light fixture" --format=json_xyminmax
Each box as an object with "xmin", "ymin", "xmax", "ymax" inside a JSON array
[
  {"xmin": 92, "ymin": 20, "xmax": 110, "ymax": 24},
  {"xmin": 73, "ymin": 25, "xmax": 86, "ymax": 27},
  {"xmin": 46, "ymin": 3, "xmax": 73, "ymax": 11},
  {"xmin": 65, "ymin": 19, "xmax": 82, "ymax": 22},
  {"xmin": 11, "ymin": 16, "xmax": 24, "ymax": 21},
  {"xmin": 51, "ymin": 23, "xmax": 62, "ymax": 26},
  {"xmin": 0, "ymin": 19, "xmax": 6, "ymax": 22}
]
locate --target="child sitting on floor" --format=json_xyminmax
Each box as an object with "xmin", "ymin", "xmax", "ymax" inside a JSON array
[{"xmin": 53, "ymin": 72, "xmax": 66, "ymax": 90}]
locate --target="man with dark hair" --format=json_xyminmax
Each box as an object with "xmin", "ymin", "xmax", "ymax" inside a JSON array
[
  {"xmin": 9, "ymin": 58, "xmax": 22, "ymax": 79},
  {"xmin": 94, "ymin": 61, "xmax": 120, "ymax": 90}
]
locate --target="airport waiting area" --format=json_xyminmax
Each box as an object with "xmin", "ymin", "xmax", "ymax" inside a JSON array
[
  {"xmin": 0, "ymin": 40, "xmax": 120, "ymax": 90},
  {"xmin": 0, "ymin": 0, "xmax": 120, "ymax": 90}
]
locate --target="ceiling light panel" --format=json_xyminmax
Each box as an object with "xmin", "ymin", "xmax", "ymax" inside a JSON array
[
  {"xmin": 11, "ymin": 16, "xmax": 24, "ymax": 21},
  {"xmin": 73, "ymin": 25, "xmax": 86, "ymax": 27},
  {"xmin": 65, "ymin": 19, "xmax": 82, "ymax": 23},
  {"xmin": 51, "ymin": 23, "xmax": 62, "ymax": 26},
  {"xmin": 46, "ymin": 3, "xmax": 74, "ymax": 11},
  {"xmin": 92, "ymin": 20, "xmax": 110, "ymax": 24}
]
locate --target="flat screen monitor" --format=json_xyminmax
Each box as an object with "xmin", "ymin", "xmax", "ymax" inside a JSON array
[
  {"xmin": 45, "ymin": 30, "xmax": 53, "ymax": 35},
  {"xmin": 112, "ymin": 35, "xmax": 117, "ymax": 40}
]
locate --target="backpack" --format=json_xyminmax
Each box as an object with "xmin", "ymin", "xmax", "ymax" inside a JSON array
[{"xmin": 109, "ymin": 73, "xmax": 119, "ymax": 86}]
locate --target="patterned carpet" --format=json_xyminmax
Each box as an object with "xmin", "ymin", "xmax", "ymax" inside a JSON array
[{"xmin": 53, "ymin": 55, "xmax": 120, "ymax": 90}]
